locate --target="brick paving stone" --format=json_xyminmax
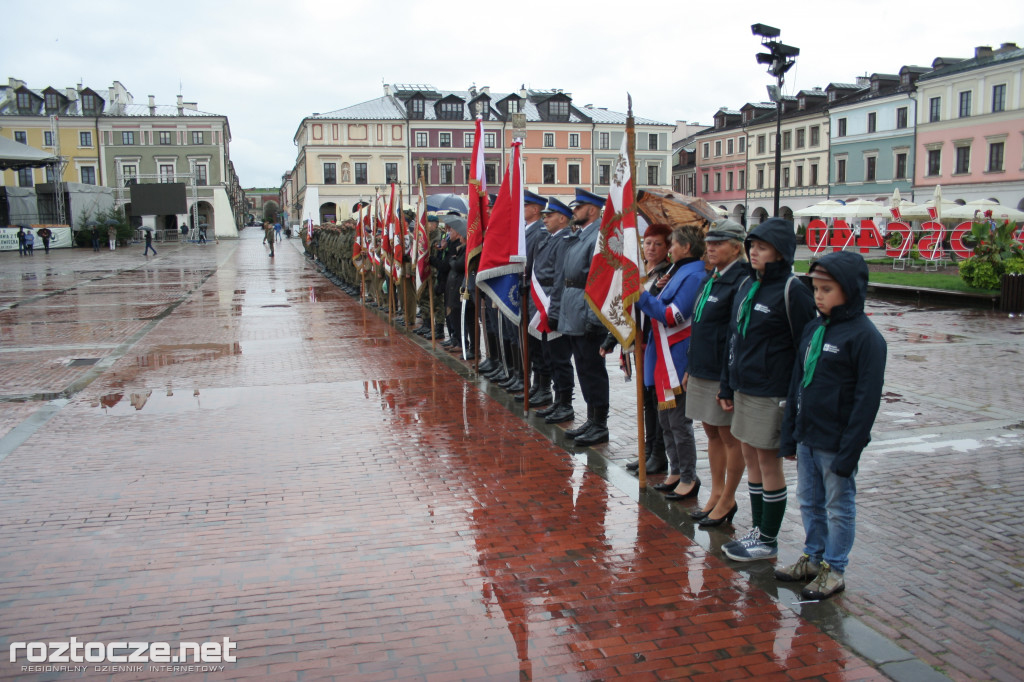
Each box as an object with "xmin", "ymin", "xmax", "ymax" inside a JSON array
[{"xmin": 0, "ymin": 235, "xmax": 1018, "ymax": 681}]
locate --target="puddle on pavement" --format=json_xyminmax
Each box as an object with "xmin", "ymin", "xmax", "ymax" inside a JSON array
[
  {"xmin": 884, "ymin": 328, "xmax": 964, "ymax": 343},
  {"xmin": 134, "ymin": 343, "xmax": 241, "ymax": 367},
  {"xmin": 91, "ymin": 385, "xmax": 251, "ymax": 415}
]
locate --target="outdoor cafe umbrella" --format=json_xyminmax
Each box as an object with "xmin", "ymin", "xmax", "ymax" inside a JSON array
[
  {"xmin": 831, "ymin": 199, "xmax": 887, "ymax": 219},
  {"xmin": 941, "ymin": 200, "xmax": 1024, "ymax": 223},
  {"xmin": 793, "ymin": 200, "xmax": 844, "ymax": 217}
]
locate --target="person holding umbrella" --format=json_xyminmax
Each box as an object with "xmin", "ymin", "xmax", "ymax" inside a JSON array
[{"xmin": 143, "ymin": 227, "xmax": 157, "ymax": 257}]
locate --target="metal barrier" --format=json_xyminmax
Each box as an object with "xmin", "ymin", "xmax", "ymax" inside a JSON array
[{"xmin": 1000, "ymin": 273, "xmax": 1024, "ymax": 313}]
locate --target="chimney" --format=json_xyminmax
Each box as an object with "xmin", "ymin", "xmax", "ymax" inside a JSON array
[
  {"xmin": 856, "ymin": 76, "xmax": 871, "ymax": 88},
  {"xmin": 148, "ymin": 95, "xmax": 156, "ymax": 115},
  {"xmin": 481, "ymin": 85, "xmax": 490, "ymax": 95},
  {"xmin": 975, "ymin": 45, "xmax": 993, "ymax": 59},
  {"xmin": 9, "ymin": 77, "xmax": 26, "ymax": 89},
  {"xmin": 519, "ymin": 85, "xmax": 527, "ymax": 99},
  {"xmin": 65, "ymin": 87, "xmax": 77, "ymax": 101},
  {"xmin": 997, "ymin": 42, "xmax": 1019, "ymax": 53},
  {"xmin": 383, "ymin": 83, "xmax": 391, "ymax": 96},
  {"xmin": 177, "ymin": 94, "xmax": 183, "ymax": 115}
]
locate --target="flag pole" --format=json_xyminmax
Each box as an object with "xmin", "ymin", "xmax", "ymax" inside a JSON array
[
  {"xmin": 358, "ymin": 199, "xmax": 366, "ymax": 304},
  {"xmin": 627, "ymin": 94, "xmax": 647, "ymax": 490}
]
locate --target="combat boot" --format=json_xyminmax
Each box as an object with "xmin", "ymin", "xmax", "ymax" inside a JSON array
[
  {"xmin": 564, "ymin": 404, "xmax": 594, "ymax": 438},
  {"xmin": 544, "ymin": 391, "xmax": 575, "ymax": 424},
  {"xmin": 574, "ymin": 404, "xmax": 609, "ymax": 446}
]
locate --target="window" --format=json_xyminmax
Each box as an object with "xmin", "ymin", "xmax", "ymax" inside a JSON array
[
  {"xmin": 45, "ymin": 166, "xmax": 56, "ymax": 183},
  {"xmin": 714, "ymin": 140, "xmax": 722, "ymax": 156},
  {"xmin": 757, "ymin": 135, "xmax": 766, "ymax": 154},
  {"xmin": 548, "ymin": 100, "xmax": 569, "ymax": 118},
  {"xmin": 191, "ymin": 131, "xmax": 204, "ymax": 145},
  {"xmin": 782, "ymin": 131, "xmax": 791, "ymax": 150},
  {"xmin": 992, "ymin": 84, "xmax": 1006, "ymax": 113},
  {"xmin": 796, "ymin": 129, "xmax": 805, "ymax": 149},
  {"xmin": 836, "ymin": 159, "xmax": 847, "ymax": 184},
  {"xmin": 194, "ymin": 164, "xmax": 207, "ymax": 186},
  {"xmin": 702, "ymin": 174, "xmax": 709, "ymax": 193},
  {"xmin": 954, "ymin": 146, "xmax": 970, "ymax": 174},
  {"xmin": 409, "ymin": 98, "xmax": 425, "ymax": 119},
  {"xmin": 648, "ymin": 165, "xmax": 658, "ymax": 185},
  {"xmin": 463, "ymin": 163, "xmax": 471, "ymax": 181},
  {"xmin": 796, "ymin": 166, "xmax": 803, "ymax": 187},
  {"xmin": 18, "ymin": 168, "xmax": 33, "ymax": 187},
  {"xmin": 355, "ymin": 162, "xmax": 368, "ymax": 184},
  {"xmin": 713, "ymin": 172, "xmax": 721, "ymax": 192},
  {"xmin": 702, "ymin": 142, "xmax": 710, "ymax": 158},
  {"xmin": 324, "ymin": 162, "xmax": 337, "ymax": 184},
  {"xmin": 782, "ymin": 167, "xmax": 790, "ymax": 188},
  {"xmin": 383, "ymin": 162, "xmax": 398, "ymax": 184},
  {"xmin": 158, "ymin": 131, "xmax": 172, "ymax": 145},
  {"xmin": 598, "ymin": 164, "xmax": 610, "ymax": 185},
  {"xmin": 929, "ymin": 97, "xmax": 941, "ymax": 122},
  {"xmin": 810, "ymin": 126, "xmax": 820, "ymax": 147},
  {"xmin": 837, "ymin": 118, "xmax": 847, "ymax": 137},
  {"xmin": 81, "ymin": 94, "xmax": 98, "ymax": 114},
  {"xmin": 958, "ymin": 91, "xmax": 972, "ymax": 118},
  {"xmin": 865, "ymin": 156, "xmax": 877, "ymax": 182},
  {"xmin": 17, "ymin": 92, "xmax": 32, "ymax": 110},
  {"xmin": 569, "ymin": 133, "xmax": 580, "ymax": 148},
  {"xmin": 988, "ymin": 142, "xmax": 1005, "ymax": 172},
  {"xmin": 121, "ymin": 165, "xmax": 137, "ymax": 186},
  {"xmin": 568, "ymin": 163, "xmax": 581, "ymax": 184},
  {"xmin": 867, "ymin": 112, "xmax": 877, "ymax": 133},
  {"xmin": 738, "ymin": 170, "xmax": 745, "ymax": 190},
  {"xmin": 45, "ymin": 92, "xmax": 60, "ymax": 111},
  {"xmin": 599, "ymin": 132, "xmax": 610, "ymax": 150},
  {"xmin": 739, "ymin": 137, "xmax": 746, "ymax": 153},
  {"xmin": 485, "ymin": 163, "xmax": 498, "ymax": 185},
  {"xmin": 44, "ymin": 131, "xmax": 53, "ymax": 146},
  {"xmin": 756, "ymin": 169, "xmax": 764, "ymax": 189},
  {"xmin": 485, "ymin": 132, "xmax": 496, "ymax": 148},
  {"xmin": 439, "ymin": 101, "xmax": 462, "ymax": 120},
  {"xmin": 726, "ymin": 138, "xmax": 734, "ymax": 155},
  {"xmin": 542, "ymin": 163, "xmax": 556, "ymax": 184},
  {"xmin": 122, "ymin": 131, "xmax": 135, "ymax": 145},
  {"xmin": 415, "ymin": 131, "xmax": 427, "ymax": 147},
  {"xmin": 895, "ymin": 153, "xmax": 908, "ymax": 179},
  {"xmin": 506, "ymin": 98, "xmax": 520, "ymax": 114},
  {"xmin": 927, "ymin": 149, "xmax": 941, "ymax": 176},
  {"xmin": 80, "ymin": 131, "xmax": 93, "ymax": 147},
  {"xmin": 726, "ymin": 172, "xmax": 733, "ymax": 191},
  {"xmin": 543, "ymin": 133, "xmax": 555, "ymax": 148},
  {"xmin": 439, "ymin": 163, "xmax": 453, "ymax": 184},
  {"xmin": 809, "ymin": 164, "xmax": 818, "ymax": 186},
  {"xmin": 439, "ymin": 133, "xmax": 451, "ymax": 148},
  {"xmin": 896, "ymin": 107, "xmax": 908, "ymax": 129},
  {"xmin": 648, "ymin": 133, "xmax": 658, "ymax": 150},
  {"xmin": 14, "ymin": 131, "xmax": 27, "ymax": 144},
  {"xmin": 464, "ymin": 132, "xmax": 475, "ymax": 148},
  {"xmin": 159, "ymin": 164, "xmax": 175, "ymax": 182}
]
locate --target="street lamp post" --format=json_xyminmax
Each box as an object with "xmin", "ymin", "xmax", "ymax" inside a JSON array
[{"xmin": 752, "ymin": 24, "xmax": 798, "ymax": 218}]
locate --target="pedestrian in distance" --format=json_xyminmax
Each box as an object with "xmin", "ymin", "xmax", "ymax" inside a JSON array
[
  {"xmin": 264, "ymin": 221, "xmax": 275, "ymax": 258},
  {"xmin": 37, "ymin": 226, "xmax": 52, "ymax": 254},
  {"xmin": 23, "ymin": 229, "xmax": 35, "ymax": 255},
  {"xmin": 717, "ymin": 218, "xmax": 817, "ymax": 563},
  {"xmin": 17, "ymin": 226, "xmax": 27, "ymax": 256},
  {"xmin": 683, "ymin": 219, "xmax": 750, "ymax": 527},
  {"xmin": 91, "ymin": 224, "xmax": 101, "ymax": 252},
  {"xmin": 143, "ymin": 229, "xmax": 157, "ymax": 257},
  {"xmin": 108, "ymin": 223, "xmax": 117, "ymax": 251},
  {"xmin": 774, "ymin": 251, "xmax": 886, "ymax": 600},
  {"xmin": 274, "ymin": 221, "xmax": 283, "ymax": 242}
]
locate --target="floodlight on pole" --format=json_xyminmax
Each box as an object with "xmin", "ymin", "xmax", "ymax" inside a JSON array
[{"xmin": 752, "ymin": 23, "xmax": 798, "ymax": 218}]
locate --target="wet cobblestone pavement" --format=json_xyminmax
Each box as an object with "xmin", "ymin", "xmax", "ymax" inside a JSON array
[{"xmin": 0, "ymin": 233, "xmax": 1020, "ymax": 681}]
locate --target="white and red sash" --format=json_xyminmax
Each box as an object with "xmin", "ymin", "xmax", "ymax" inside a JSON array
[{"xmin": 652, "ymin": 302, "xmax": 691, "ymax": 409}]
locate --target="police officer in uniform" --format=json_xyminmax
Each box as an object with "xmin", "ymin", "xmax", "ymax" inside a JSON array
[
  {"xmin": 532, "ymin": 197, "xmax": 577, "ymax": 424},
  {"xmin": 512, "ymin": 190, "xmax": 554, "ymax": 406},
  {"xmin": 558, "ymin": 188, "xmax": 611, "ymax": 446}
]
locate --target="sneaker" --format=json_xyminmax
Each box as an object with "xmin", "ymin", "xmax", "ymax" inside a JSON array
[
  {"xmin": 723, "ymin": 533, "xmax": 778, "ymax": 562},
  {"xmin": 775, "ymin": 554, "xmax": 820, "ymax": 582},
  {"xmin": 722, "ymin": 527, "xmax": 760, "ymax": 554},
  {"xmin": 800, "ymin": 562, "xmax": 845, "ymax": 600}
]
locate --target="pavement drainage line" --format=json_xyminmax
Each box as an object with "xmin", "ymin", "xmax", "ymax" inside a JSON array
[
  {"xmin": 297, "ymin": 256, "xmax": 953, "ymax": 682},
  {"xmin": 0, "ymin": 268, "xmax": 220, "ymax": 460}
]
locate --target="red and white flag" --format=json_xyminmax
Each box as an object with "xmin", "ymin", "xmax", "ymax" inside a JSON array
[
  {"xmin": 352, "ymin": 201, "xmax": 365, "ymax": 265},
  {"xmin": 381, "ymin": 185, "xmax": 395, "ymax": 277},
  {"xmin": 465, "ymin": 115, "xmax": 489, "ymax": 280},
  {"xmin": 414, "ymin": 178, "xmax": 431, "ymax": 296},
  {"xmin": 477, "ymin": 139, "xmax": 525, "ymax": 322},
  {"xmin": 584, "ymin": 135, "xmax": 642, "ymax": 348}
]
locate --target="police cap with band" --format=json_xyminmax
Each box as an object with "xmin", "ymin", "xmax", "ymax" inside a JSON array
[
  {"xmin": 524, "ymin": 190, "xmax": 547, "ymax": 207},
  {"xmin": 568, "ymin": 187, "xmax": 604, "ymax": 209},
  {"xmin": 541, "ymin": 197, "xmax": 572, "ymax": 219}
]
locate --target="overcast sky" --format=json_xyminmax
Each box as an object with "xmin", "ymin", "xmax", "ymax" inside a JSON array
[{"xmin": 6, "ymin": 0, "xmax": 1022, "ymax": 188}]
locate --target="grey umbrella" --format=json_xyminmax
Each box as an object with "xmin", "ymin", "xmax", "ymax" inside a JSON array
[
  {"xmin": 426, "ymin": 193, "xmax": 469, "ymax": 213},
  {"xmin": 85, "ymin": 220, "xmax": 100, "ymax": 227}
]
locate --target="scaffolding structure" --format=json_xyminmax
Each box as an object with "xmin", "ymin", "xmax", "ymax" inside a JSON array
[{"xmin": 49, "ymin": 115, "xmax": 67, "ymax": 226}]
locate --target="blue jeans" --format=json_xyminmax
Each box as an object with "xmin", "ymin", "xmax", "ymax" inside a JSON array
[{"xmin": 797, "ymin": 443, "xmax": 857, "ymax": 573}]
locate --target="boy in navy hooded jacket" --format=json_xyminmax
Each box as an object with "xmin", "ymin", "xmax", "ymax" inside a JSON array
[{"xmin": 776, "ymin": 251, "xmax": 887, "ymax": 600}]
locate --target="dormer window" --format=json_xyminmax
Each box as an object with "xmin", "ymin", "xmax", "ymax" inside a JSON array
[
  {"xmin": 81, "ymin": 94, "xmax": 98, "ymax": 114},
  {"xmin": 901, "ymin": 73, "xmax": 911, "ymax": 86},
  {"xmin": 799, "ymin": 96, "xmax": 806, "ymax": 110},
  {"xmin": 408, "ymin": 97, "xmax": 425, "ymax": 119},
  {"xmin": 548, "ymin": 100, "xmax": 569, "ymax": 118},
  {"xmin": 44, "ymin": 92, "xmax": 60, "ymax": 112},
  {"xmin": 439, "ymin": 100, "xmax": 463, "ymax": 120},
  {"xmin": 17, "ymin": 91, "xmax": 32, "ymax": 112},
  {"xmin": 828, "ymin": 91, "xmax": 836, "ymax": 102},
  {"xmin": 507, "ymin": 98, "xmax": 520, "ymax": 114}
]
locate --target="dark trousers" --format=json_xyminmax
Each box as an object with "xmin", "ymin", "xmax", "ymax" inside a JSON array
[
  {"xmin": 569, "ymin": 330, "xmax": 610, "ymax": 406},
  {"xmin": 545, "ymin": 334, "xmax": 574, "ymax": 394}
]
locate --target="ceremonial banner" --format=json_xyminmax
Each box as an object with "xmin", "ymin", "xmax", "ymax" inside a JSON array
[
  {"xmin": 414, "ymin": 179, "xmax": 431, "ymax": 296},
  {"xmin": 584, "ymin": 135, "xmax": 642, "ymax": 348},
  {"xmin": 381, "ymin": 185, "xmax": 395, "ymax": 277},
  {"xmin": 465, "ymin": 115, "xmax": 489, "ymax": 280},
  {"xmin": 477, "ymin": 140, "xmax": 525, "ymax": 322}
]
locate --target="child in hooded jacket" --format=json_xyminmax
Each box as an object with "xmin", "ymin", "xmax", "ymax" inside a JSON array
[
  {"xmin": 774, "ymin": 251, "xmax": 886, "ymax": 600},
  {"xmin": 718, "ymin": 218, "xmax": 817, "ymax": 562}
]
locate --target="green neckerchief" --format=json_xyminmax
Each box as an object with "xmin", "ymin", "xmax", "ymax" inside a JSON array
[
  {"xmin": 693, "ymin": 271, "xmax": 719, "ymax": 323},
  {"xmin": 736, "ymin": 279, "xmax": 762, "ymax": 337},
  {"xmin": 802, "ymin": 320, "xmax": 829, "ymax": 387}
]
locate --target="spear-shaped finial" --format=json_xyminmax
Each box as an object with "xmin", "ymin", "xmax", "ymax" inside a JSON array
[{"xmin": 627, "ymin": 92, "xmax": 633, "ymax": 117}]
